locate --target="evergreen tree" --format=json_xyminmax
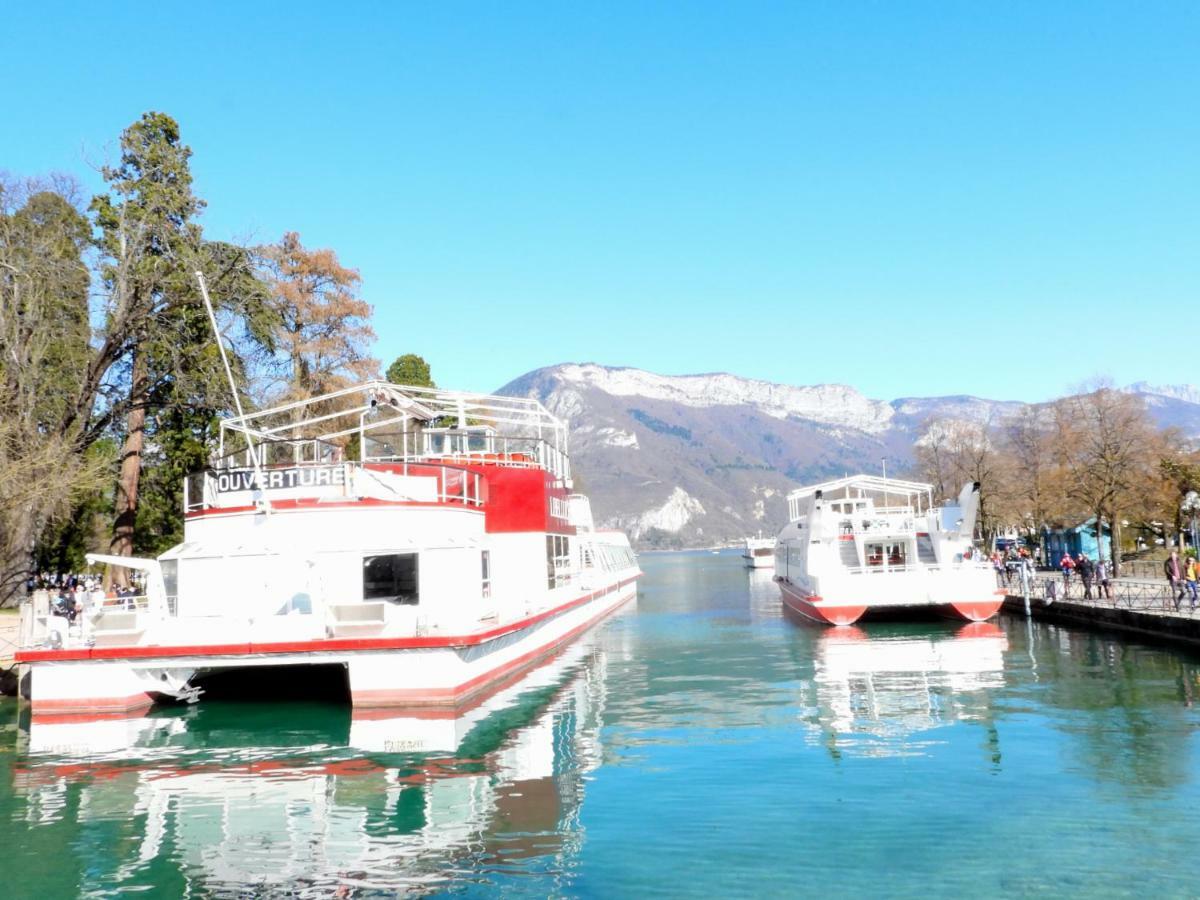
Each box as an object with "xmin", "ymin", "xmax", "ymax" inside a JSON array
[
  {"xmin": 91, "ymin": 112, "xmax": 270, "ymax": 573},
  {"xmin": 386, "ymin": 353, "xmax": 435, "ymax": 387}
]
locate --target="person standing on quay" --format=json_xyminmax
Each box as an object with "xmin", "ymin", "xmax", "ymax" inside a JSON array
[
  {"xmin": 1186, "ymin": 557, "xmax": 1199, "ymax": 612},
  {"xmin": 1060, "ymin": 552, "xmax": 1075, "ymax": 594},
  {"xmin": 1095, "ymin": 558, "xmax": 1112, "ymax": 600},
  {"xmin": 1077, "ymin": 552, "xmax": 1095, "ymax": 600},
  {"xmin": 1166, "ymin": 550, "xmax": 1186, "ymax": 610}
]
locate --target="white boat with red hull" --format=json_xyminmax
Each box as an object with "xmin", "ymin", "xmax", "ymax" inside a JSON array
[
  {"xmin": 16, "ymin": 382, "xmax": 640, "ymax": 715},
  {"xmin": 774, "ymin": 475, "xmax": 1003, "ymax": 626}
]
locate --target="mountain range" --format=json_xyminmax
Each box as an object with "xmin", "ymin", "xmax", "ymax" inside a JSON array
[{"xmin": 498, "ymin": 364, "xmax": 1200, "ymax": 549}]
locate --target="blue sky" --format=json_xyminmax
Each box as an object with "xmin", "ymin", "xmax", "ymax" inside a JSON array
[{"xmin": 3, "ymin": 2, "xmax": 1197, "ymax": 401}]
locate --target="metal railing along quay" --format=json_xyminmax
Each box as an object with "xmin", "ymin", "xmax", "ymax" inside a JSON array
[
  {"xmin": 997, "ymin": 572, "xmax": 1186, "ymax": 615},
  {"xmin": 998, "ymin": 569, "xmax": 1200, "ymax": 649}
]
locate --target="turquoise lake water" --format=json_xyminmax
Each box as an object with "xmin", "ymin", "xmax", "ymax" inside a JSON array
[{"xmin": 4, "ymin": 550, "xmax": 1200, "ymax": 897}]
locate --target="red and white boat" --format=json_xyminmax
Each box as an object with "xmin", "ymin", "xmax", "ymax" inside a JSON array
[
  {"xmin": 16, "ymin": 382, "xmax": 640, "ymax": 715},
  {"xmin": 774, "ymin": 475, "xmax": 1003, "ymax": 625}
]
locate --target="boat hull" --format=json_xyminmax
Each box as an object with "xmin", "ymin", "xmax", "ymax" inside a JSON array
[
  {"xmin": 349, "ymin": 579, "xmax": 636, "ymax": 707},
  {"xmin": 21, "ymin": 577, "xmax": 639, "ymax": 715},
  {"xmin": 779, "ymin": 581, "xmax": 868, "ymax": 626},
  {"xmin": 777, "ymin": 579, "xmax": 1003, "ymax": 627},
  {"xmin": 944, "ymin": 599, "xmax": 1005, "ymax": 622}
]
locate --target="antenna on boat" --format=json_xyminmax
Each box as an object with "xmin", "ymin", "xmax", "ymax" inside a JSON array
[
  {"xmin": 881, "ymin": 457, "xmax": 889, "ymax": 508},
  {"xmin": 195, "ymin": 271, "xmax": 272, "ymax": 515}
]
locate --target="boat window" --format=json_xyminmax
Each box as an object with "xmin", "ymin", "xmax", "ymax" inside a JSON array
[
  {"xmin": 546, "ymin": 534, "xmax": 572, "ymax": 588},
  {"xmin": 481, "ymin": 550, "xmax": 491, "ymax": 600},
  {"xmin": 161, "ymin": 560, "xmax": 178, "ymax": 616},
  {"xmin": 864, "ymin": 542, "xmax": 907, "ymax": 568},
  {"xmin": 363, "ymin": 553, "xmax": 419, "ymax": 604}
]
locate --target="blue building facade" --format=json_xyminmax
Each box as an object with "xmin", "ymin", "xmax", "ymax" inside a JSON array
[{"xmin": 1043, "ymin": 518, "xmax": 1112, "ymax": 567}]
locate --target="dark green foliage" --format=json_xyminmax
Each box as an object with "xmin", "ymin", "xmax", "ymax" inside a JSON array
[
  {"xmin": 387, "ymin": 353, "xmax": 435, "ymax": 387},
  {"xmin": 91, "ymin": 111, "xmax": 274, "ymax": 564},
  {"xmin": 4, "ymin": 111, "xmax": 366, "ymax": 591},
  {"xmin": 34, "ymin": 440, "xmax": 117, "ymax": 575},
  {"xmin": 134, "ymin": 407, "xmax": 219, "ymax": 555}
]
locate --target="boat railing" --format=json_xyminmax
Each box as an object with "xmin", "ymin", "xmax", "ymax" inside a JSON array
[
  {"xmin": 183, "ymin": 459, "xmax": 488, "ymax": 513},
  {"xmin": 19, "ymin": 591, "xmax": 152, "ymax": 651},
  {"xmin": 836, "ymin": 512, "xmax": 918, "ymax": 535},
  {"xmin": 362, "ymin": 430, "xmax": 567, "ymax": 476}
]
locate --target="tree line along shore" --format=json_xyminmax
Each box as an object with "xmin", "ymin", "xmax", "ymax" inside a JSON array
[
  {"xmin": 912, "ymin": 385, "xmax": 1199, "ymax": 572},
  {"xmin": 0, "ymin": 111, "xmax": 435, "ymax": 608}
]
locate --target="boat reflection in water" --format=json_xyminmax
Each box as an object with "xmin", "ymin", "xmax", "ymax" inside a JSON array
[
  {"xmin": 13, "ymin": 638, "xmax": 617, "ymax": 896},
  {"xmin": 797, "ymin": 620, "xmax": 1008, "ymax": 757}
]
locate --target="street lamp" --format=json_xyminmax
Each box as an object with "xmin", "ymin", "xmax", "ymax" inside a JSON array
[{"xmin": 1182, "ymin": 491, "xmax": 1200, "ymax": 553}]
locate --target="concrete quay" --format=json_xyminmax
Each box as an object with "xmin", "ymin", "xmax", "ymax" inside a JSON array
[{"xmin": 1003, "ymin": 575, "xmax": 1200, "ymax": 650}]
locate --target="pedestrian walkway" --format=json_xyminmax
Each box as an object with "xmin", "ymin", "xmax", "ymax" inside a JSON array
[
  {"xmin": 1001, "ymin": 572, "xmax": 1183, "ymax": 612},
  {"xmin": 1003, "ymin": 572, "xmax": 1200, "ymax": 649}
]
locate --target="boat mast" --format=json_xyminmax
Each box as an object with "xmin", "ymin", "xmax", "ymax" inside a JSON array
[{"xmin": 194, "ymin": 271, "xmax": 272, "ymax": 514}]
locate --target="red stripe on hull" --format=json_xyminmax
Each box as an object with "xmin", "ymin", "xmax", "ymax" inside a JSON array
[
  {"xmin": 31, "ymin": 708, "xmax": 152, "ymax": 725},
  {"xmin": 778, "ymin": 582, "xmax": 866, "ymax": 626},
  {"xmin": 352, "ymin": 588, "xmax": 635, "ymax": 708},
  {"xmin": 946, "ymin": 599, "xmax": 1004, "ymax": 622},
  {"xmin": 31, "ymin": 692, "xmax": 154, "ymax": 716}
]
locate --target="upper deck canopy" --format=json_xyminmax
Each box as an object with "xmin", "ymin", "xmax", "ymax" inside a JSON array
[
  {"xmin": 216, "ymin": 381, "xmax": 571, "ymax": 481},
  {"xmin": 786, "ymin": 475, "xmax": 933, "ymax": 504}
]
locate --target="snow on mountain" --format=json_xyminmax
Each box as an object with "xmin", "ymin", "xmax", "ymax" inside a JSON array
[
  {"xmin": 498, "ymin": 364, "xmax": 1200, "ymax": 549},
  {"xmin": 1126, "ymin": 382, "xmax": 1200, "ymax": 406},
  {"xmin": 554, "ymin": 364, "xmax": 896, "ymax": 433}
]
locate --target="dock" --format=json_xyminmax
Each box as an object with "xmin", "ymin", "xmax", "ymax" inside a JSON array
[{"xmin": 1003, "ymin": 573, "xmax": 1200, "ymax": 650}]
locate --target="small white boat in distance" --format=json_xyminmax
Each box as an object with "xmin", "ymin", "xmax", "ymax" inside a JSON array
[
  {"xmin": 774, "ymin": 475, "xmax": 1003, "ymax": 626},
  {"xmin": 742, "ymin": 536, "xmax": 775, "ymax": 568}
]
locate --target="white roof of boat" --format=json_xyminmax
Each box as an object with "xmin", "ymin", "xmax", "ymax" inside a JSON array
[{"xmin": 786, "ymin": 474, "xmax": 933, "ymax": 501}]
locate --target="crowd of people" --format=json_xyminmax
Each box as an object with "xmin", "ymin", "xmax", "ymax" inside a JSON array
[
  {"xmin": 1163, "ymin": 550, "xmax": 1200, "ymax": 612},
  {"xmin": 1056, "ymin": 551, "xmax": 1113, "ymax": 600},
  {"xmin": 990, "ymin": 548, "xmax": 1037, "ymax": 586},
  {"xmin": 26, "ymin": 571, "xmax": 145, "ymax": 623}
]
